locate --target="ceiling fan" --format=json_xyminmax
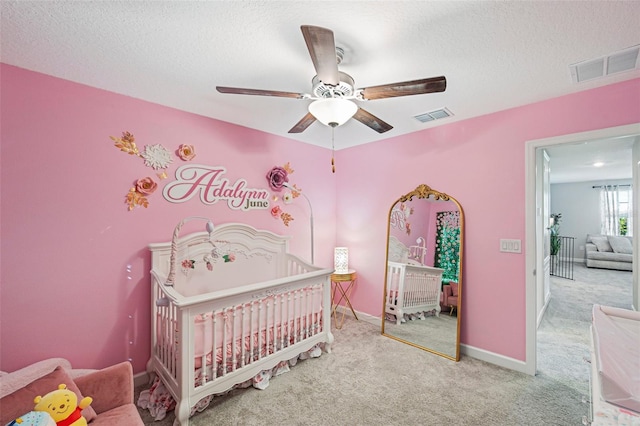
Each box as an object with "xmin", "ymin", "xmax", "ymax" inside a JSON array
[{"xmin": 216, "ymin": 25, "xmax": 447, "ymax": 134}]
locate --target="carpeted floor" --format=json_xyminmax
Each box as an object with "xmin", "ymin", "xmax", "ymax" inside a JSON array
[
  {"xmin": 537, "ymin": 263, "xmax": 633, "ymax": 396},
  {"xmin": 136, "ymin": 263, "xmax": 633, "ymax": 426}
]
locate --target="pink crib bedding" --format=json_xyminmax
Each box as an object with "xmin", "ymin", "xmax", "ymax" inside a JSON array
[{"xmin": 157, "ymin": 284, "xmax": 324, "ymax": 373}]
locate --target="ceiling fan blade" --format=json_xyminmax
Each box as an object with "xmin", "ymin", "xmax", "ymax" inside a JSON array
[
  {"xmin": 301, "ymin": 25, "xmax": 340, "ymax": 86},
  {"xmin": 353, "ymin": 108, "xmax": 393, "ymax": 134},
  {"xmin": 216, "ymin": 86, "xmax": 305, "ymax": 99},
  {"xmin": 359, "ymin": 76, "xmax": 447, "ymax": 100},
  {"xmin": 288, "ymin": 112, "xmax": 317, "ymax": 133}
]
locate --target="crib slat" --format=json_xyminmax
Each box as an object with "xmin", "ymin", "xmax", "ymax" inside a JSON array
[
  {"xmin": 240, "ymin": 304, "xmax": 246, "ymax": 368},
  {"xmin": 222, "ymin": 308, "xmax": 228, "ymax": 376},
  {"xmin": 258, "ymin": 302, "xmax": 263, "ymax": 361},
  {"xmin": 250, "ymin": 302, "xmax": 255, "ymax": 363},
  {"xmin": 212, "ymin": 313, "xmax": 218, "ymax": 380},
  {"xmin": 231, "ymin": 309, "xmax": 237, "ymax": 373}
]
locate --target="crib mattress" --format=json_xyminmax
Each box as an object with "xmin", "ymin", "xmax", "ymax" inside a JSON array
[{"xmin": 591, "ymin": 304, "xmax": 640, "ymax": 413}]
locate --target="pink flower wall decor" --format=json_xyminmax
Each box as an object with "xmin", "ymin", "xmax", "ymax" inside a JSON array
[
  {"xmin": 266, "ymin": 162, "xmax": 302, "ymax": 226},
  {"xmin": 136, "ymin": 177, "xmax": 157, "ymax": 195},
  {"xmin": 266, "ymin": 166, "xmax": 289, "ymax": 191},
  {"xmin": 126, "ymin": 176, "xmax": 158, "ymax": 211},
  {"xmin": 109, "ymin": 131, "xmax": 141, "ymax": 157},
  {"xmin": 177, "ymin": 144, "xmax": 196, "ymax": 161}
]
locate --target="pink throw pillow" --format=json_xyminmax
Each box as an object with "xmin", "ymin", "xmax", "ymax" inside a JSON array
[
  {"xmin": 450, "ymin": 282, "xmax": 459, "ymax": 297},
  {"xmin": 0, "ymin": 366, "xmax": 97, "ymax": 425}
]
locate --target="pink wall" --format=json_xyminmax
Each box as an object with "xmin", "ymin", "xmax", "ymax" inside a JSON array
[
  {"xmin": 2, "ymin": 63, "xmax": 638, "ymax": 373},
  {"xmin": 335, "ymin": 78, "xmax": 640, "ymax": 361},
  {"xmin": 0, "ymin": 64, "xmax": 337, "ymax": 373}
]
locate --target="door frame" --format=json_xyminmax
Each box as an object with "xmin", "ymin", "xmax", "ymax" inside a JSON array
[{"xmin": 524, "ymin": 122, "xmax": 640, "ymax": 376}]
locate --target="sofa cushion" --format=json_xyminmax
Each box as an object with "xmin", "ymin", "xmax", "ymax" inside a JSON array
[
  {"xmin": 608, "ymin": 235, "xmax": 633, "ymax": 254},
  {"xmin": 587, "ymin": 250, "xmax": 633, "ymax": 262},
  {"xmin": 0, "ymin": 366, "xmax": 97, "ymax": 425},
  {"xmin": 450, "ymin": 282, "xmax": 459, "ymax": 297},
  {"xmin": 591, "ymin": 236, "xmax": 613, "ymax": 252}
]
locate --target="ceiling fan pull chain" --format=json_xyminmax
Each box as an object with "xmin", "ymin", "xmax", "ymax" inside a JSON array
[{"xmin": 331, "ymin": 125, "xmax": 336, "ymax": 173}]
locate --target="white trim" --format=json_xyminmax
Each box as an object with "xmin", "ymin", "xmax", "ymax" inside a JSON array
[
  {"xmin": 460, "ymin": 344, "xmax": 529, "ymax": 375},
  {"xmin": 333, "ymin": 306, "xmax": 381, "ymax": 328},
  {"xmin": 537, "ymin": 294, "xmax": 551, "ymax": 329},
  {"xmin": 134, "ymin": 371, "xmax": 151, "ymax": 388},
  {"xmin": 525, "ymin": 123, "xmax": 640, "ymax": 377}
]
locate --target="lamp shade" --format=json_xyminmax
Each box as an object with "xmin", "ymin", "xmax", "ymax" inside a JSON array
[
  {"xmin": 334, "ymin": 247, "xmax": 349, "ymax": 273},
  {"xmin": 308, "ymin": 98, "xmax": 358, "ymax": 127}
]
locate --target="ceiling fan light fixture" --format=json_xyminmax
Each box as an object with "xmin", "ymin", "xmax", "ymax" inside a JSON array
[{"xmin": 308, "ymin": 98, "xmax": 358, "ymax": 127}]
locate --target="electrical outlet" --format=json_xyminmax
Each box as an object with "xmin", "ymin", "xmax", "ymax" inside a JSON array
[{"xmin": 500, "ymin": 239, "xmax": 522, "ymax": 253}]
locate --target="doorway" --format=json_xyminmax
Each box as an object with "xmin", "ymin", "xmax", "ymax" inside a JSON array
[{"xmin": 524, "ymin": 123, "xmax": 640, "ymax": 375}]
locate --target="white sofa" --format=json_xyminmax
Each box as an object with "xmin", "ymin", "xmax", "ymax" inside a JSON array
[{"xmin": 585, "ymin": 234, "xmax": 633, "ymax": 271}]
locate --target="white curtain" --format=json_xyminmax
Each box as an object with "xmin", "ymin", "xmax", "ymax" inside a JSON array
[{"xmin": 600, "ymin": 185, "xmax": 633, "ymax": 236}]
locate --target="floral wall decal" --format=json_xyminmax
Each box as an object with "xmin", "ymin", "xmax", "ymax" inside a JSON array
[
  {"xmin": 109, "ymin": 132, "xmax": 173, "ymax": 171},
  {"xmin": 266, "ymin": 165, "xmax": 289, "ymax": 191},
  {"xmin": 141, "ymin": 144, "xmax": 173, "ymax": 170},
  {"xmin": 266, "ymin": 162, "xmax": 301, "ymax": 226},
  {"xmin": 110, "ymin": 131, "xmax": 140, "ymax": 156},
  {"xmin": 125, "ymin": 176, "xmax": 158, "ymax": 210},
  {"xmin": 177, "ymin": 144, "xmax": 196, "ymax": 161},
  {"xmin": 109, "ymin": 131, "xmax": 179, "ymax": 210}
]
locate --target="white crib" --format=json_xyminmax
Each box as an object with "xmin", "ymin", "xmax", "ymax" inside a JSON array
[
  {"xmin": 385, "ymin": 236, "xmax": 444, "ymax": 325},
  {"xmin": 146, "ymin": 222, "xmax": 334, "ymax": 425}
]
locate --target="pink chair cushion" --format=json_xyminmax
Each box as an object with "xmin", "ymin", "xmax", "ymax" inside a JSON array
[{"xmin": 450, "ymin": 282, "xmax": 459, "ymax": 297}]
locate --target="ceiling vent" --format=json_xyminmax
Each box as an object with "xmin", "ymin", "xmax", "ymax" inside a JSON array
[
  {"xmin": 414, "ymin": 107, "xmax": 453, "ymax": 123},
  {"xmin": 570, "ymin": 45, "xmax": 640, "ymax": 83}
]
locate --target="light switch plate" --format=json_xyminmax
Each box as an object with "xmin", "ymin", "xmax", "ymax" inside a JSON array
[{"xmin": 500, "ymin": 239, "xmax": 522, "ymax": 253}]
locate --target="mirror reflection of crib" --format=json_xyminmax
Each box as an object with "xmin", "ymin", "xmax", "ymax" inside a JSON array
[{"xmin": 385, "ymin": 236, "xmax": 444, "ymax": 325}]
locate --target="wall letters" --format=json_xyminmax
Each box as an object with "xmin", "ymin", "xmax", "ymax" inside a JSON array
[{"xmin": 163, "ymin": 164, "xmax": 270, "ymax": 210}]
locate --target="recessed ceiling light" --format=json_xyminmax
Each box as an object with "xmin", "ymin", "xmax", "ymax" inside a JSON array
[{"xmin": 593, "ymin": 162, "xmax": 604, "ymax": 167}]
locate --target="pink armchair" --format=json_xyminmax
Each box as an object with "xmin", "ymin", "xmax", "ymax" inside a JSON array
[
  {"xmin": 0, "ymin": 358, "xmax": 144, "ymax": 425},
  {"xmin": 441, "ymin": 282, "xmax": 459, "ymax": 315}
]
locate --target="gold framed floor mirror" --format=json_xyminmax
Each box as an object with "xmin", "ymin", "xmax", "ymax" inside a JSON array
[{"xmin": 381, "ymin": 184, "xmax": 464, "ymax": 361}]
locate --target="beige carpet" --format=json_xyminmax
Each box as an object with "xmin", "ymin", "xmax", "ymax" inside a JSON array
[
  {"xmin": 136, "ymin": 263, "xmax": 632, "ymax": 426},
  {"xmin": 537, "ymin": 263, "xmax": 633, "ymax": 395}
]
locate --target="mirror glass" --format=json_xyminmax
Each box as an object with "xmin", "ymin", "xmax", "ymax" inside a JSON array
[{"xmin": 381, "ymin": 184, "xmax": 464, "ymax": 361}]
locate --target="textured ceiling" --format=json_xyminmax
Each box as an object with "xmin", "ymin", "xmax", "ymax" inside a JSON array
[{"xmin": 1, "ymin": 1, "xmax": 639, "ymax": 181}]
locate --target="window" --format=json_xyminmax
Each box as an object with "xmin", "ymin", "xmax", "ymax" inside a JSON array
[{"xmin": 600, "ymin": 185, "xmax": 633, "ymax": 236}]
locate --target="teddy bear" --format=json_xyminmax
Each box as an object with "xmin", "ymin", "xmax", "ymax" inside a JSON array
[{"xmin": 33, "ymin": 384, "xmax": 93, "ymax": 426}]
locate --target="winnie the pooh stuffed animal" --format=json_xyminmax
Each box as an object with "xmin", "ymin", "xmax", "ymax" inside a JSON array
[{"xmin": 33, "ymin": 384, "xmax": 93, "ymax": 426}]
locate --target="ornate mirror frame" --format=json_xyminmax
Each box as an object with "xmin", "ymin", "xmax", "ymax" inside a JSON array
[{"xmin": 381, "ymin": 184, "xmax": 464, "ymax": 361}]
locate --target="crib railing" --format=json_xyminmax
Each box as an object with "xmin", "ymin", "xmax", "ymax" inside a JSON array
[
  {"xmin": 149, "ymin": 269, "xmax": 333, "ymax": 406},
  {"xmin": 403, "ymin": 271, "xmax": 441, "ymax": 307}
]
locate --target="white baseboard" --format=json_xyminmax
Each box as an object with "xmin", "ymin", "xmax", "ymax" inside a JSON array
[
  {"xmin": 343, "ymin": 306, "xmax": 533, "ymax": 376},
  {"xmin": 134, "ymin": 371, "xmax": 151, "ymax": 388},
  {"xmin": 332, "ymin": 305, "xmax": 381, "ymax": 328},
  {"xmin": 369, "ymin": 304, "xmax": 533, "ymax": 375},
  {"xmin": 460, "ymin": 344, "xmax": 533, "ymax": 375}
]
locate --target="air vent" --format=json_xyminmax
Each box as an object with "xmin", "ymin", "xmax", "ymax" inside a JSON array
[
  {"xmin": 414, "ymin": 107, "xmax": 453, "ymax": 123},
  {"xmin": 570, "ymin": 45, "xmax": 640, "ymax": 83}
]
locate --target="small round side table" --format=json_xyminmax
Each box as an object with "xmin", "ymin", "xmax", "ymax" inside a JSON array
[{"xmin": 330, "ymin": 269, "xmax": 358, "ymax": 329}]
